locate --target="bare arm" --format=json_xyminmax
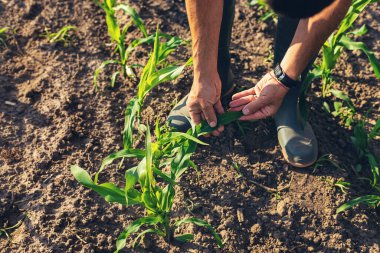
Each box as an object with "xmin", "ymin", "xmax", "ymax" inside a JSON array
[
  {"xmin": 230, "ymin": 0, "xmax": 352, "ymax": 120},
  {"xmin": 186, "ymin": 0, "xmax": 225, "ymax": 135},
  {"xmin": 281, "ymin": 0, "xmax": 352, "ymax": 79}
]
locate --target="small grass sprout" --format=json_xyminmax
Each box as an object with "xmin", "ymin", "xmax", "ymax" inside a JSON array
[
  {"xmin": 0, "ymin": 27, "xmax": 9, "ymax": 48},
  {"xmin": 42, "ymin": 25, "xmax": 78, "ymax": 46}
]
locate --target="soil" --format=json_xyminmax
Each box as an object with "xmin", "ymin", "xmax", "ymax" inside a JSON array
[{"xmin": 1, "ymin": 0, "xmax": 379, "ymax": 252}]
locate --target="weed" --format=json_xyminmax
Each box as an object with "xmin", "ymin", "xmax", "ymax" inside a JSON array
[
  {"xmin": 42, "ymin": 25, "xmax": 78, "ymax": 46},
  {"xmin": 0, "ymin": 213, "xmax": 27, "ymax": 242},
  {"xmin": 0, "ymin": 27, "xmax": 9, "ymax": 47}
]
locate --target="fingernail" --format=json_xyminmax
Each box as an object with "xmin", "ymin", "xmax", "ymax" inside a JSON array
[
  {"xmin": 210, "ymin": 121, "xmax": 216, "ymax": 127},
  {"xmin": 243, "ymin": 108, "xmax": 249, "ymax": 115}
]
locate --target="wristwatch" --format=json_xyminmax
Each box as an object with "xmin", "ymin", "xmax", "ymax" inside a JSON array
[{"xmin": 273, "ymin": 63, "xmax": 300, "ymax": 88}]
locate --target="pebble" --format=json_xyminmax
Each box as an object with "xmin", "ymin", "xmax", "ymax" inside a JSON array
[
  {"xmin": 237, "ymin": 208, "xmax": 244, "ymax": 223},
  {"xmin": 250, "ymin": 223, "xmax": 262, "ymax": 235},
  {"xmin": 277, "ymin": 200, "xmax": 287, "ymax": 216}
]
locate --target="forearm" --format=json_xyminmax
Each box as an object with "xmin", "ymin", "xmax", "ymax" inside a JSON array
[
  {"xmin": 185, "ymin": 0, "xmax": 223, "ymax": 76},
  {"xmin": 281, "ymin": 0, "xmax": 351, "ymax": 79}
]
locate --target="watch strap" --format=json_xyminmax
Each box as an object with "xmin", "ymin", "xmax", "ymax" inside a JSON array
[{"xmin": 273, "ymin": 63, "xmax": 300, "ymax": 88}]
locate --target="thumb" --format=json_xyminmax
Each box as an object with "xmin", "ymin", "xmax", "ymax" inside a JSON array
[{"xmin": 242, "ymin": 96, "xmax": 266, "ymax": 115}]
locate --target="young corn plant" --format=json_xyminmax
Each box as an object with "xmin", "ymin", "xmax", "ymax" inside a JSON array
[
  {"xmin": 323, "ymin": 89, "xmax": 357, "ymax": 127},
  {"xmin": 42, "ymin": 25, "xmax": 78, "ymax": 46},
  {"xmin": 71, "ymin": 111, "xmax": 241, "ymax": 251},
  {"xmin": 314, "ymin": 0, "xmax": 380, "ymax": 97},
  {"xmin": 336, "ymin": 116, "xmax": 380, "ymax": 213},
  {"xmin": 0, "ymin": 27, "xmax": 9, "ymax": 48},
  {"xmin": 249, "ymin": 0, "xmax": 277, "ymax": 23},
  {"xmin": 93, "ymin": 0, "xmax": 157, "ymax": 90},
  {"xmin": 72, "ymin": 27, "xmax": 243, "ymax": 250}
]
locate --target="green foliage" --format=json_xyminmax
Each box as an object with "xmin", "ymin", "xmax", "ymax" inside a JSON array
[
  {"xmin": 337, "ymin": 194, "xmax": 380, "ymax": 213},
  {"xmin": 0, "ymin": 27, "xmax": 9, "ymax": 47},
  {"xmin": 93, "ymin": 1, "xmax": 151, "ymax": 90},
  {"xmin": 0, "ymin": 214, "xmax": 27, "ymax": 242},
  {"xmin": 351, "ymin": 117, "xmax": 380, "ymax": 187},
  {"xmin": 71, "ymin": 23, "xmax": 241, "ymax": 250},
  {"xmin": 314, "ymin": 0, "xmax": 379, "ymax": 97},
  {"xmin": 42, "ymin": 25, "xmax": 78, "ymax": 46},
  {"xmin": 323, "ymin": 89, "xmax": 357, "ymax": 127},
  {"xmin": 249, "ymin": 0, "xmax": 277, "ymax": 23}
]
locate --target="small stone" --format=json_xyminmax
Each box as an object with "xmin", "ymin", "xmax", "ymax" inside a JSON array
[
  {"xmin": 237, "ymin": 208, "xmax": 244, "ymax": 223},
  {"xmin": 313, "ymin": 236, "xmax": 321, "ymax": 244},
  {"xmin": 307, "ymin": 246, "xmax": 315, "ymax": 252},
  {"xmin": 277, "ymin": 200, "xmax": 287, "ymax": 216},
  {"xmin": 250, "ymin": 223, "xmax": 262, "ymax": 235},
  {"xmin": 300, "ymin": 216, "xmax": 307, "ymax": 223}
]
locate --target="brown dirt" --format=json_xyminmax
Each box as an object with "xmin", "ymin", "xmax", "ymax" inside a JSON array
[{"xmin": 1, "ymin": 0, "xmax": 379, "ymax": 252}]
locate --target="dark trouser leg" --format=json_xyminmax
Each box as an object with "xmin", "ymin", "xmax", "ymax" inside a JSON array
[
  {"xmin": 273, "ymin": 16, "xmax": 318, "ymax": 167},
  {"xmin": 168, "ymin": 0, "xmax": 235, "ymax": 131},
  {"xmin": 218, "ymin": 0, "xmax": 235, "ymax": 95}
]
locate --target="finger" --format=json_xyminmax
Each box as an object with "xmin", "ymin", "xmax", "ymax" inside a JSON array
[
  {"xmin": 242, "ymin": 97, "xmax": 266, "ymax": 116},
  {"xmin": 229, "ymin": 95, "xmax": 255, "ymax": 108},
  {"xmin": 218, "ymin": 125, "xmax": 224, "ymax": 132},
  {"xmin": 189, "ymin": 111, "xmax": 202, "ymax": 125},
  {"xmin": 240, "ymin": 110, "xmax": 268, "ymax": 121},
  {"xmin": 201, "ymin": 104, "xmax": 217, "ymax": 128},
  {"xmin": 228, "ymin": 105, "xmax": 245, "ymax": 112},
  {"xmin": 231, "ymin": 87, "xmax": 255, "ymax": 101},
  {"xmin": 211, "ymin": 130, "xmax": 221, "ymax": 136},
  {"xmin": 214, "ymin": 100, "xmax": 224, "ymax": 115}
]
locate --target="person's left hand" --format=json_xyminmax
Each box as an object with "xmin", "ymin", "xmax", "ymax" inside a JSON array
[{"xmin": 229, "ymin": 72, "xmax": 289, "ymax": 120}]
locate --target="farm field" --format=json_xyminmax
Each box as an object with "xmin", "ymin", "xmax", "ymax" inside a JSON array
[{"xmin": 0, "ymin": 0, "xmax": 380, "ymax": 252}]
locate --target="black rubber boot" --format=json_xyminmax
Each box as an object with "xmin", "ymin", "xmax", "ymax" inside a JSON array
[
  {"xmin": 168, "ymin": 0, "xmax": 235, "ymax": 132},
  {"xmin": 274, "ymin": 16, "xmax": 318, "ymax": 167}
]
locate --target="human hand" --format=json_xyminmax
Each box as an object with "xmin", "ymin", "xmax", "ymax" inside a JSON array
[
  {"xmin": 229, "ymin": 72, "xmax": 289, "ymax": 120},
  {"xmin": 187, "ymin": 72, "xmax": 225, "ymax": 136}
]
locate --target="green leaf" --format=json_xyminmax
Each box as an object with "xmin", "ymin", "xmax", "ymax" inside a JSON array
[
  {"xmin": 70, "ymin": 165, "xmax": 131, "ymax": 205},
  {"xmin": 197, "ymin": 111, "xmax": 244, "ymax": 134},
  {"xmin": 96, "ymin": 148, "xmax": 145, "ymax": 184},
  {"xmin": 123, "ymin": 98, "xmax": 141, "ymax": 149},
  {"xmin": 349, "ymin": 24, "xmax": 368, "ymax": 36},
  {"xmin": 115, "ymin": 4, "xmax": 148, "ymax": 37},
  {"xmin": 110, "ymin": 71, "xmax": 120, "ymax": 87},
  {"xmin": 175, "ymin": 233, "xmax": 194, "ymax": 242},
  {"xmin": 336, "ymin": 195, "xmax": 380, "ymax": 213},
  {"xmin": 115, "ymin": 216, "xmax": 162, "ymax": 252},
  {"xmin": 105, "ymin": 12, "xmax": 120, "ymax": 43},
  {"xmin": 94, "ymin": 60, "xmax": 119, "ymax": 90},
  {"xmin": 132, "ymin": 228, "xmax": 164, "ymax": 248},
  {"xmin": 174, "ymin": 217, "xmax": 223, "ymax": 248},
  {"xmin": 339, "ymin": 35, "xmax": 380, "ymax": 78}
]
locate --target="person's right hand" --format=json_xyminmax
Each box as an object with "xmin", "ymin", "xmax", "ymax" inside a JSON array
[{"xmin": 187, "ymin": 72, "xmax": 225, "ymax": 136}]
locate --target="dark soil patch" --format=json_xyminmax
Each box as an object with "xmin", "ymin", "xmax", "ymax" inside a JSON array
[{"xmin": 0, "ymin": 0, "xmax": 379, "ymax": 252}]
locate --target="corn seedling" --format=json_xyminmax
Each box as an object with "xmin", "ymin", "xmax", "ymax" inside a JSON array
[
  {"xmin": 72, "ymin": 111, "xmax": 242, "ymax": 250},
  {"xmin": 42, "ymin": 25, "xmax": 78, "ymax": 46},
  {"xmin": 0, "ymin": 214, "xmax": 27, "ymax": 242},
  {"xmin": 351, "ymin": 117, "xmax": 380, "ymax": 187},
  {"xmin": 323, "ymin": 89, "xmax": 357, "ymax": 127},
  {"xmin": 314, "ymin": 0, "xmax": 380, "ymax": 97},
  {"xmin": 0, "ymin": 27, "xmax": 9, "ymax": 48},
  {"xmin": 249, "ymin": 0, "xmax": 277, "ymax": 23},
  {"xmin": 72, "ymin": 27, "xmax": 244, "ymax": 250},
  {"xmin": 322, "ymin": 177, "xmax": 351, "ymax": 194},
  {"xmin": 93, "ymin": 1, "xmax": 183, "ymax": 90},
  {"xmin": 313, "ymin": 154, "xmax": 343, "ymax": 173},
  {"xmin": 337, "ymin": 194, "xmax": 380, "ymax": 213}
]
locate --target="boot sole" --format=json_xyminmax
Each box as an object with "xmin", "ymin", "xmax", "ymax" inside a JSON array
[{"xmin": 281, "ymin": 148, "xmax": 316, "ymax": 168}]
